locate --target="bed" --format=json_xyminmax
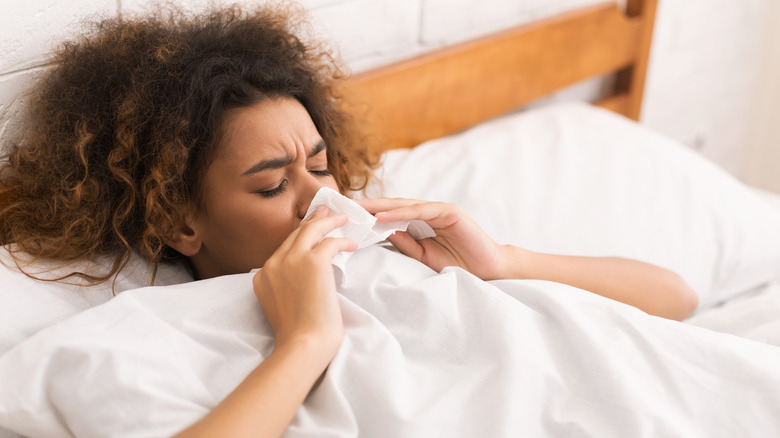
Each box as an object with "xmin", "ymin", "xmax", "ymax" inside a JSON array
[{"xmin": 3, "ymin": 1, "xmax": 780, "ymax": 437}]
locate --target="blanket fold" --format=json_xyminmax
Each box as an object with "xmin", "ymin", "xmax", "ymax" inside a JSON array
[{"xmin": 2, "ymin": 246, "xmax": 780, "ymax": 437}]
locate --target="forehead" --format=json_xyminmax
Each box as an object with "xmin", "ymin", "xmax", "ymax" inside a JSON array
[{"xmin": 217, "ymin": 97, "xmax": 320, "ymax": 162}]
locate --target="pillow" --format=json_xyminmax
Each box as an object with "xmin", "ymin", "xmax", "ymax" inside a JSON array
[
  {"xmin": 0, "ymin": 247, "xmax": 193, "ymax": 356},
  {"xmin": 370, "ymin": 101, "xmax": 780, "ymax": 311}
]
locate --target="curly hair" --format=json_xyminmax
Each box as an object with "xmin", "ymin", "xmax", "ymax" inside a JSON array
[{"xmin": 0, "ymin": 2, "xmax": 378, "ymax": 285}]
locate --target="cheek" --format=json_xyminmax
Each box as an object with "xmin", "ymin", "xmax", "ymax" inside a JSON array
[
  {"xmin": 201, "ymin": 193, "xmax": 298, "ymax": 265},
  {"xmin": 249, "ymin": 205, "xmax": 296, "ymax": 243},
  {"xmin": 324, "ymin": 175, "xmax": 340, "ymax": 192},
  {"xmin": 215, "ymin": 196, "xmax": 295, "ymax": 242},
  {"xmin": 239, "ymin": 202, "xmax": 301, "ymax": 267}
]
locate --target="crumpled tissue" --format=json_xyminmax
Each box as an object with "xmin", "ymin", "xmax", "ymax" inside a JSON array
[{"xmin": 302, "ymin": 187, "xmax": 435, "ymax": 279}]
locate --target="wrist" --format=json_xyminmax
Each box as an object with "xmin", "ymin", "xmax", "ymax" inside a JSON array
[
  {"xmin": 494, "ymin": 245, "xmax": 537, "ymax": 280},
  {"xmin": 273, "ymin": 331, "xmax": 342, "ymax": 369}
]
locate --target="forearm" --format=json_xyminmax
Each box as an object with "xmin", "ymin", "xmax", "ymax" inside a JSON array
[
  {"xmin": 499, "ymin": 246, "xmax": 699, "ymax": 321},
  {"xmin": 173, "ymin": 337, "xmax": 335, "ymax": 438}
]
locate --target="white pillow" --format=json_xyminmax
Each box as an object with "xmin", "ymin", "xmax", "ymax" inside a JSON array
[
  {"xmin": 372, "ymin": 102, "xmax": 780, "ymax": 310},
  {"xmin": 753, "ymin": 187, "xmax": 780, "ymax": 213},
  {"xmin": 0, "ymin": 247, "xmax": 193, "ymax": 356}
]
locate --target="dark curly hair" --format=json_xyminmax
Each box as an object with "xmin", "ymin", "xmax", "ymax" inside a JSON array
[{"xmin": 0, "ymin": 2, "xmax": 378, "ymax": 285}]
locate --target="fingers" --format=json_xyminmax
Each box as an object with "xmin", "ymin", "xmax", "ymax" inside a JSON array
[
  {"xmin": 297, "ymin": 211, "xmax": 349, "ymax": 245},
  {"xmin": 377, "ymin": 203, "xmax": 460, "ymax": 226},
  {"xmin": 356, "ymin": 197, "xmax": 461, "ymax": 225},
  {"xmin": 386, "ymin": 231, "xmax": 424, "ymax": 261},
  {"xmin": 308, "ymin": 204, "xmax": 331, "ymax": 220},
  {"xmin": 271, "ymin": 205, "xmax": 358, "ymax": 266},
  {"xmin": 311, "ymin": 237, "xmax": 358, "ymax": 259},
  {"xmin": 354, "ymin": 197, "xmax": 424, "ymax": 215},
  {"xmin": 277, "ymin": 206, "xmax": 349, "ymax": 253}
]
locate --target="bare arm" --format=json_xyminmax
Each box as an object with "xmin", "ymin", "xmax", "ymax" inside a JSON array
[
  {"xmin": 175, "ymin": 206, "xmax": 356, "ymax": 437},
  {"xmin": 496, "ymin": 246, "xmax": 699, "ymax": 321},
  {"xmin": 357, "ymin": 198, "xmax": 699, "ymax": 321},
  {"xmin": 172, "ymin": 337, "xmax": 334, "ymax": 438}
]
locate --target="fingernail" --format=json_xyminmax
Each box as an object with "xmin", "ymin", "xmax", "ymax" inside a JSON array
[{"xmin": 315, "ymin": 205, "xmax": 326, "ymax": 212}]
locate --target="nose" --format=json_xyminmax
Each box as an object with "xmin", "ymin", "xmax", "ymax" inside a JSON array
[{"xmin": 296, "ymin": 171, "xmax": 329, "ymax": 220}]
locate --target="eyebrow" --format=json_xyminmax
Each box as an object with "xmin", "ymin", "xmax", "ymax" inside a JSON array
[{"xmin": 241, "ymin": 140, "xmax": 327, "ymax": 176}]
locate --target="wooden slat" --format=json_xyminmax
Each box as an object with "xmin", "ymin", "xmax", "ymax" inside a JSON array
[
  {"xmin": 348, "ymin": 2, "xmax": 644, "ymax": 150},
  {"xmin": 620, "ymin": 0, "xmax": 658, "ymax": 120},
  {"xmin": 595, "ymin": 93, "xmax": 630, "ymax": 115}
]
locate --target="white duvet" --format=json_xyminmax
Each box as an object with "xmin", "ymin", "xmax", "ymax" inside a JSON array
[
  {"xmin": 4, "ymin": 102, "xmax": 780, "ymax": 438},
  {"xmin": 2, "ymin": 244, "xmax": 780, "ymax": 437}
]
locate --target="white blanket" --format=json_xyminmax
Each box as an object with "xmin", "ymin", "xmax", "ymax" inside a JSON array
[{"xmin": 2, "ymin": 245, "xmax": 780, "ymax": 437}]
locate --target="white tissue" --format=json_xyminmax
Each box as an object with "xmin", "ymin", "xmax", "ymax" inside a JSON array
[{"xmin": 302, "ymin": 187, "xmax": 435, "ymax": 278}]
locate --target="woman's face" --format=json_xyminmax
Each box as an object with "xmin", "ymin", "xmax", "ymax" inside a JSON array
[{"xmin": 181, "ymin": 97, "xmax": 339, "ymax": 279}]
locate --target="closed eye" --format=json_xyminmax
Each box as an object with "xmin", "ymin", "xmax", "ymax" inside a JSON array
[
  {"xmin": 257, "ymin": 178, "xmax": 288, "ymax": 198},
  {"xmin": 309, "ymin": 169, "xmax": 332, "ymax": 176}
]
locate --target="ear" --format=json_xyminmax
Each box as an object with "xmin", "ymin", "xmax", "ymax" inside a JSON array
[{"xmin": 164, "ymin": 214, "xmax": 203, "ymax": 257}]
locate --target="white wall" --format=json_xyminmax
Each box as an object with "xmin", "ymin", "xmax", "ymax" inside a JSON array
[
  {"xmin": 641, "ymin": 0, "xmax": 777, "ymax": 189},
  {"xmin": 1, "ymin": 0, "xmax": 778, "ymax": 193},
  {"xmin": 744, "ymin": 0, "xmax": 780, "ymax": 193}
]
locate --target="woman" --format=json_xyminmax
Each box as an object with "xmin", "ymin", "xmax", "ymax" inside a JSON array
[{"xmin": 0, "ymin": 4, "xmax": 698, "ymax": 437}]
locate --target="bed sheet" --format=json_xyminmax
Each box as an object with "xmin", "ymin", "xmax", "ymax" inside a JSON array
[
  {"xmin": 3, "ymin": 102, "xmax": 780, "ymax": 437},
  {"xmin": 685, "ymin": 187, "xmax": 780, "ymax": 343},
  {"xmin": 687, "ymin": 280, "xmax": 780, "ymax": 346},
  {"xmin": 371, "ymin": 103, "xmax": 780, "ymax": 311},
  {"xmin": 753, "ymin": 187, "xmax": 780, "ymax": 212},
  {"xmin": 2, "ymin": 245, "xmax": 780, "ymax": 437}
]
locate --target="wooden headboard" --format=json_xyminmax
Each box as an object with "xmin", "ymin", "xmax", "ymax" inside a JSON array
[{"xmin": 347, "ymin": 0, "xmax": 657, "ymax": 151}]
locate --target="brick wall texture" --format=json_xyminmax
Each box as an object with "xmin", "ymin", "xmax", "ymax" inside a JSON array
[{"xmin": 1, "ymin": 0, "xmax": 777, "ymax": 191}]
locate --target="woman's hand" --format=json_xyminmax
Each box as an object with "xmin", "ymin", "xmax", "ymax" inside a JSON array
[
  {"xmin": 175, "ymin": 206, "xmax": 357, "ymax": 438},
  {"xmin": 356, "ymin": 198, "xmax": 697, "ymax": 320},
  {"xmin": 252, "ymin": 205, "xmax": 357, "ymax": 360},
  {"xmin": 355, "ymin": 198, "xmax": 508, "ymax": 280}
]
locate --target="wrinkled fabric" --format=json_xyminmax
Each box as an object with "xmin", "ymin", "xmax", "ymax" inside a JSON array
[{"xmin": 2, "ymin": 245, "xmax": 780, "ymax": 438}]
